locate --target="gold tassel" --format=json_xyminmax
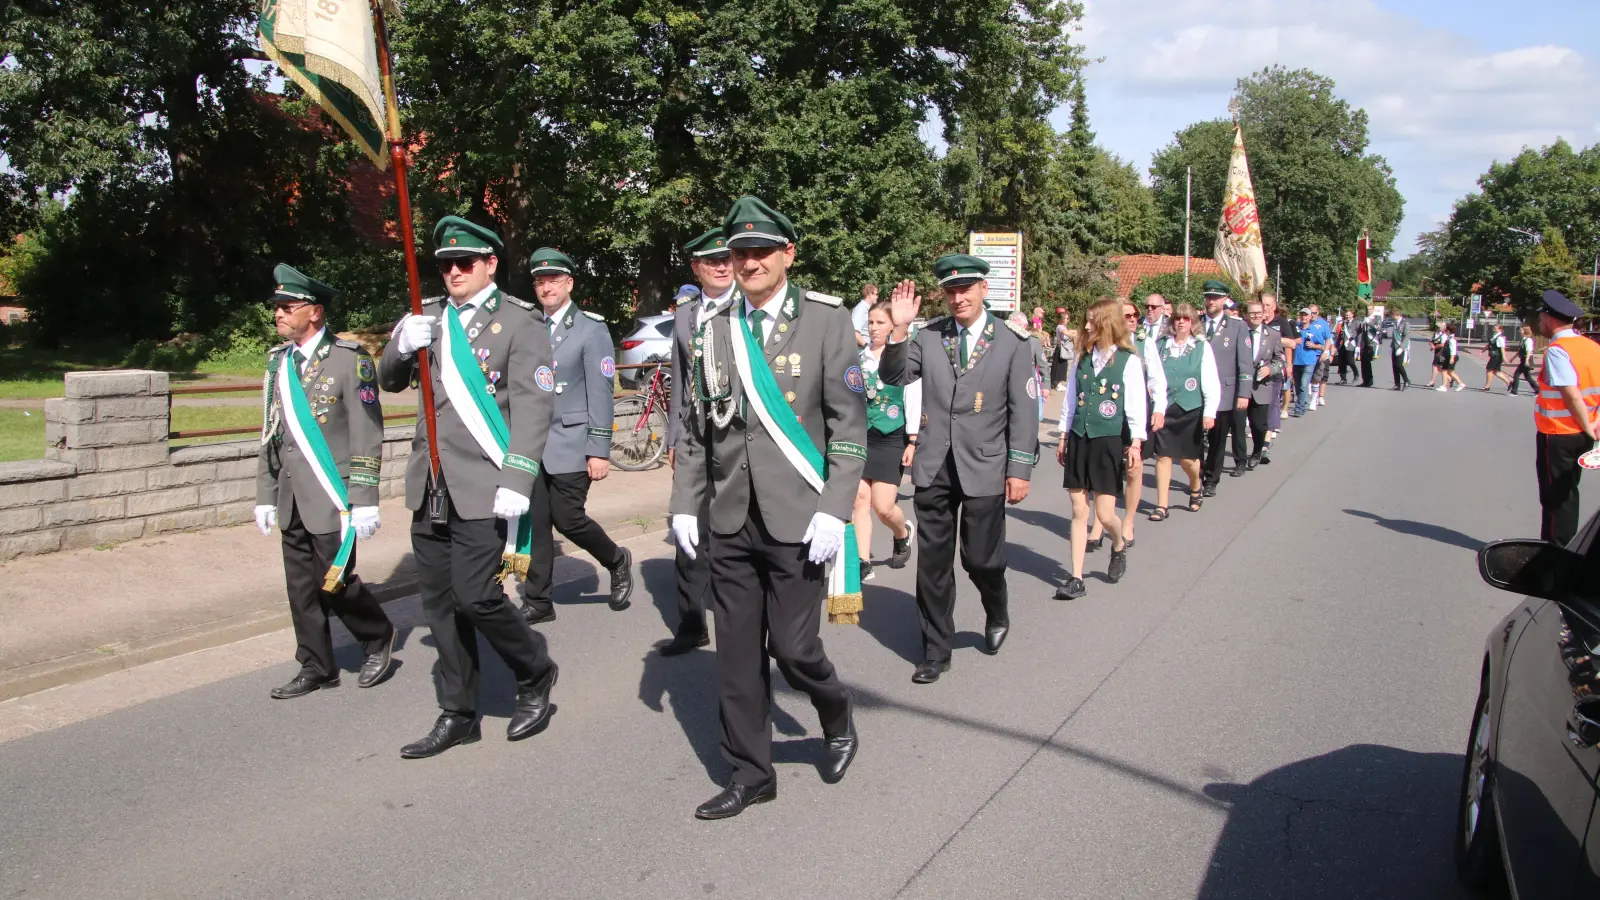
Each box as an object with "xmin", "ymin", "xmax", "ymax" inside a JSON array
[
  {"xmin": 498, "ymin": 552, "xmax": 532, "ymax": 583},
  {"xmin": 827, "ymin": 591, "xmax": 863, "ymax": 625},
  {"xmin": 322, "ymin": 568, "xmax": 346, "ymax": 593}
]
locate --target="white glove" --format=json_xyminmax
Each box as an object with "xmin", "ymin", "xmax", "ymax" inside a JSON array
[
  {"xmin": 254, "ymin": 504, "xmax": 276, "ymax": 536},
  {"xmin": 671, "ymin": 514, "xmax": 700, "ymax": 560},
  {"xmin": 394, "ymin": 314, "xmax": 438, "ymax": 355},
  {"xmin": 802, "ymin": 512, "xmax": 846, "ymax": 565},
  {"xmin": 351, "ymin": 506, "xmax": 381, "ymax": 541},
  {"xmin": 492, "ymin": 487, "xmax": 530, "ymax": 520}
]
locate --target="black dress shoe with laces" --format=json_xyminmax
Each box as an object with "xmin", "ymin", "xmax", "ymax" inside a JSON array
[
  {"xmin": 912, "ymin": 660, "xmax": 951, "ymax": 684},
  {"xmin": 270, "ymin": 673, "xmax": 339, "ymax": 699},
  {"xmin": 508, "ymin": 664, "xmax": 559, "ymax": 741},
  {"xmin": 983, "ymin": 622, "xmax": 1009, "ymax": 655},
  {"xmin": 694, "ymin": 781, "xmax": 776, "ymax": 820},
  {"xmin": 820, "ymin": 707, "xmax": 858, "ymax": 784},
  {"xmin": 659, "ymin": 631, "xmax": 710, "ymax": 657},
  {"xmin": 608, "ymin": 547, "xmax": 634, "ymax": 611},
  {"xmin": 357, "ymin": 631, "xmax": 395, "ymax": 688},
  {"xmin": 1202, "ymin": 483, "xmax": 1217, "ymax": 498},
  {"xmin": 521, "ymin": 603, "xmax": 556, "ymax": 625},
  {"xmin": 400, "ymin": 714, "xmax": 480, "ymax": 759},
  {"xmin": 888, "ymin": 523, "xmax": 914, "ymax": 569}
]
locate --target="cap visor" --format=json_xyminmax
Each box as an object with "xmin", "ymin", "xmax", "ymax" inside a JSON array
[
  {"xmin": 271, "ymin": 291, "xmax": 317, "ymax": 303},
  {"xmin": 940, "ymin": 276, "xmax": 984, "ymax": 288},
  {"xmin": 531, "ymin": 265, "xmax": 572, "ymax": 275},
  {"xmin": 691, "ymin": 248, "xmax": 732, "ymax": 258},
  {"xmin": 435, "ymin": 247, "xmax": 493, "ymax": 258},
  {"xmin": 725, "ymin": 234, "xmax": 790, "ymax": 249}
]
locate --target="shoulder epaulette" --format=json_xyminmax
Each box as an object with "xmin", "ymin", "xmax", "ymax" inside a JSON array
[
  {"xmin": 926, "ymin": 315, "xmax": 951, "ymax": 328},
  {"xmin": 268, "ymin": 342, "xmax": 292, "ymax": 354},
  {"xmin": 804, "ymin": 290, "xmax": 844, "ymax": 307},
  {"xmin": 1004, "ymin": 319, "xmax": 1031, "ymax": 339},
  {"xmin": 582, "ymin": 309, "xmax": 606, "ymax": 323},
  {"xmin": 503, "ymin": 294, "xmax": 537, "ymax": 311},
  {"xmin": 334, "ymin": 338, "xmax": 363, "ymax": 350},
  {"xmin": 422, "ymin": 295, "xmax": 446, "ymax": 307}
]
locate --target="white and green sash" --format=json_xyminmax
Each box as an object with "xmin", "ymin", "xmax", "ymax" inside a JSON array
[
  {"xmin": 728, "ymin": 303, "xmax": 862, "ymax": 622},
  {"xmin": 275, "ymin": 351, "xmax": 355, "ymax": 591},
  {"xmin": 437, "ymin": 302, "xmax": 541, "ymax": 576}
]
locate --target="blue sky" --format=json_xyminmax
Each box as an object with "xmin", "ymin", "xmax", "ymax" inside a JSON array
[{"xmin": 1071, "ymin": 0, "xmax": 1600, "ymax": 259}]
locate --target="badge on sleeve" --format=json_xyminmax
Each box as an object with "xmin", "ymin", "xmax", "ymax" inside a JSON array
[
  {"xmin": 844, "ymin": 366, "xmax": 865, "ymax": 393},
  {"xmin": 535, "ymin": 366, "xmax": 556, "ymax": 391},
  {"xmin": 359, "ymin": 385, "xmax": 377, "ymax": 405},
  {"xmin": 1026, "ymin": 378, "xmax": 1039, "ymax": 400},
  {"xmin": 600, "ymin": 356, "xmax": 615, "ymax": 378},
  {"xmin": 356, "ymin": 355, "xmax": 376, "ymax": 383}
]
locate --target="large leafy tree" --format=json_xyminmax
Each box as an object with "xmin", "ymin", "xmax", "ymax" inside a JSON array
[
  {"xmin": 1150, "ymin": 67, "xmax": 1404, "ymax": 307},
  {"xmin": 1436, "ymin": 140, "xmax": 1600, "ymax": 319}
]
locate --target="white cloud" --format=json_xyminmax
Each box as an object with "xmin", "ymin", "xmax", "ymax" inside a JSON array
[{"xmin": 1072, "ymin": 0, "xmax": 1600, "ymax": 255}]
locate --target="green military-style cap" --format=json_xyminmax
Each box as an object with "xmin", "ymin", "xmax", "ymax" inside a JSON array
[
  {"xmin": 934, "ymin": 253, "xmax": 990, "ymax": 287},
  {"xmin": 528, "ymin": 247, "xmax": 576, "ymax": 276},
  {"xmin": 723, "ymin": 196, "xmax": 796, "ymax": 248},
  {"xmin": 684, "ymin": 227, "xmax": 730, "ymax": 259},
  {"xmin": 1201, "ymin": 279, "xmax": 1231, "ymax": 297},
  {"xmin": 432, "ymin": 215, "xmax": 504, "ymax": 258},
  {"xmin": 270, "ymin": 263, "xmax": 340, "ymax": 306}
]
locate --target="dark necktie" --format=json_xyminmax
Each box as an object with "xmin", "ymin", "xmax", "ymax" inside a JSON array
[
  {"xmin": 749, "ymin": 309, "xmax": 767, "ymax": 344},
  {"xmin": 291, "ymin": 349, "xmax": 306, "ymax": 375},
  {"xmin": 959, "ymin": 327, "xmax": 970, "ymax": 368}
]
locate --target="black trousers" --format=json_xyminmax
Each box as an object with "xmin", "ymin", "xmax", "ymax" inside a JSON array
[
  {"xmin": 1511, "ymin": 362, "xmax": 1539, "ymax": 394},
  {"xmin": 1391, "ymin": 352, "xmax": 1410, "ymax": 387},
  {"xmin": 708, "ymin": 498, "xmax": 850, "ymax": 787},
  {"xmin": 519, "ymin": 469, "xmax": 622, "ymax": 607},
  {"xmin": 912, "ymin": 452, "xmax": 1008, "ymax": 664},
  {"xmin": 1203, "ymin": 403, "xmax": 1248, "ymax": 485},
  {"xmin": 280, "ymin": 505, "xmax": 392, "ymax": 680},
  {"xmin": 1246, "ymin": 398, "xmax": 1271, "ymax": 456},
  {"xmin": 674, "ymin": 516, "xmax": 711, "ymax": 639},
  {"xmin": 1336, "ymin": 347, "xmax": 1355, "ymax": 381},
  {"xmin": 1360, "ymin": 348, "xmax": 1375, "ymax": 387},
  {"xmin": 412, "ymin": 502, "xmax": 555, "ymax": 717},
  {"xmin": 1536, "ymin": 431, "xmax": 1588, "ymax": 547}
]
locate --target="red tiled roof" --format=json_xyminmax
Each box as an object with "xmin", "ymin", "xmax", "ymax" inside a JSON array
[{"xmin": 1108, "ymin": 254, "xmax": 1221, "ymax": 299}]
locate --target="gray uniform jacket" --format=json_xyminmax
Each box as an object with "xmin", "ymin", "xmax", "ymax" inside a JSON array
[
  {"xmin": 1244, "ymin": 324, "xmax": 1288, "ymax": 404},
  {"xmin": 668, "ymin": 290, "xmax": 737, "ymax": 452},
  {"xmin": 879, "ymin": 312, "xmax": 1038, "ymax": 496},
  {"xmin": 257, "ymin": 333, "xmax": 385, "ymax": 535},
  {"xmin": 669, "ymin": 283, "xmax": 867, "ymax": 544},
  {"xmin": 1199, "ymin": 313, "xmax": 1253, "ymax": 406},
  {"xmin": 379, "ymin": 290, "xmax": 555, "ymax": 520},
  {"xmin": 1390, "ymin": 319, "xmax": 1410, "ymax": 355},
  {"xmin": 542, "ymin": 303, "xmax": 615, "ymax": 475}
]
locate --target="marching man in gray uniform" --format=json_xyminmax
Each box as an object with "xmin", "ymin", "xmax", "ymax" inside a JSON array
[
  {"xmin": 380, "ymin": 216, "xmax": 559, "ymax": 759},
  {"xmin": 255, "ymin": 264, "xmax": 395, "ymax": 700},
  {"xmin": 661, "ymin": 227, "xmax": 739, "ymax": 656},
  {"xmin": 670, "ymin": 196, "xmax": 863, "ymax": 820},
  {"xmin": 880, "ymin": 255, "xmax": 1038, "ymax": 684},
  {"xmin": 514, "ymin": 247, "xmax": 634, "ymax": 623}
]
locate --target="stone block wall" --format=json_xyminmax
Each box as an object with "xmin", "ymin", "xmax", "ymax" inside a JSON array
[{"xmin": 0, "ymin": 371, "xmax": 414, "ymax": 561}]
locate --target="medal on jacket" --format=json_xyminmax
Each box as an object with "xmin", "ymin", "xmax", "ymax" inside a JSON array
[
  {"xmin": 974, "ymin": 392, "xmax": 983, "ymax": 413},
  {"xmin": 789, "ymin": 354, "xmax": 801, "ymax": 378},
  {"xmin": 774, "ymin": 354, "xmax": 787, "ymax": 376}
]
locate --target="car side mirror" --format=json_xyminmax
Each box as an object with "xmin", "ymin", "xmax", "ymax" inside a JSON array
[{"xmin": 1478, "ymin": 539, "xmax": 1580, "ymax": 599}]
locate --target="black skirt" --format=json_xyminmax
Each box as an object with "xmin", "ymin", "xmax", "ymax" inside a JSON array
[
  {"xmin": 1062, "ymin": 430, "xmax": 1127, "ymax": 496},
  {"xmin": 864, "ymin": 427, "xmax": 908, "ymax": 483},
  {"xmin": 1486, "ymin": 350, "xmax": 1504, "ymax": 372},
  {"xmin": 1152, "ymin": 403, "xmax": 1205, "ymax": 461}
]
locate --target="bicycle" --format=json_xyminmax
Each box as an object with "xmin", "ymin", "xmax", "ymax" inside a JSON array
[{"xmin": 610, "ymin": 361, "xmax": 672, "ymax": 471}]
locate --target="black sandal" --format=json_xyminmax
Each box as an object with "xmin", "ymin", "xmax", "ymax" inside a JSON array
[
  {"xmin": 1188, "ymin": 492, "xmax": 1203, "ymax": 512},
  {"xmin": 1148, "ymin": 507, "xmax": 1169, "ymax": 522}
]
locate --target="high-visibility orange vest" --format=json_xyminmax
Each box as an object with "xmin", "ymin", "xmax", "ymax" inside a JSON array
[{"xmin": 1535, "ymin": 333, "xmax": 1600, "ymax": 435}]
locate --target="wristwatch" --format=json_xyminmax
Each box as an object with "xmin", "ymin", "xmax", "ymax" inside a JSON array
[{"xmin": 906, "ymin": 436, "xmax": 919, "ymax": 446}]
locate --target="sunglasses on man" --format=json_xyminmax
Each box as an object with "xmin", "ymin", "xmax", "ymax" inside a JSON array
[{"xmin": 437, "ymin": 256, "xmax": 484, "ymax": 274}]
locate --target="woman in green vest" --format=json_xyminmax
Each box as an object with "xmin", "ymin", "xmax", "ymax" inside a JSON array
[
  {"xmin": 851, "ymin": 301, "xmax": 920, "ymax": 582},
  {"xmin": 1053, "ymin": 298, "xmax": 1149, "ymax": 600},
  {"xmin": 1149, "ymin": 303, "xmax": 1219, "ymax": 518}
]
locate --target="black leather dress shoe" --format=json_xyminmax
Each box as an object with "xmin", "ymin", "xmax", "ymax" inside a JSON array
[
  {"xmin": 521, "ymin": 603, "xmax": 556, "ymax": 625},
  {"xmin": 912, "ymin": 660, "xmax": 951, "ymax": 684},
  {"xmin": 694, "ymin": 781, "xmax": 776, "ymax": 820},
  {"xmin": 508, "ymin": 664, "xmax": 559, "ymax": 741},
  {"xmin": 608, "ymin": 547, "xmax": 634, "ymax": 611},
  {"xmin": 1107, "ymin": 548, "xmax": 1128, "ymax": 583},
  {"xmin": 270, "ymin": 673, "xmax": 338, "ymax": 699},
  {"xmin": 659, "ymin": 631, "xmax": 710, "ymax": 657},
  {"xmin": 357, "ymin": 631, "xmax": 395, "ymax": 688},
  {"xmin": 1228, "ymin": 466, "xmax": 1246, "ymax": 477},
  {"xmin": 1245, "ymin": 455, "xmax": 1259, "ymax": 470},
  {"xmin": 1202, "ymin": 483, "xmax": 1217, "ymax": 498},
  {"xmin": 983, "ymin": 622, "xmax": 1009, "ymax": 655},
  {"xmin": 400, "ymin": 714, "xmax": 480, "ymax": 759},
  {"xmin": 820, "ymin": 708, "xmax": 858, "ymax": 784}
]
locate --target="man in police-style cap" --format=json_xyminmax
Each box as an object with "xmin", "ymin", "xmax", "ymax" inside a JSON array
[
  {"xmin": 1196, "ymin": 280, "xmax": 1254, "ymax": 493},
  {"xmin": 881, "ymin": 255, "xmax": 1038, "ymax": 683},
  {"xmin": 670, "ymin": 197, "xmax": 863, "ymax": 819},
  {"xmin": 1531, "ymin": 289, "xmax": 1600, "ymax": 545},
  {"xmin": 255, "ymin": 264, "xmax": 396, "ymax": 700},
  {"xmin": 660, "ymin": 227, "xmax": 739, "ymax": 657},
  {"xmin": 513, "ymin": 247, "xmax": 634, "ymax": 624},
  {"xmin": 380, "ymin": 215, "xmax": 560, "ymax": 758}
]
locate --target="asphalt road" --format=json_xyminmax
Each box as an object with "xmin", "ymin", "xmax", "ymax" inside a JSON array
[{"xmin": 1, "ymin": 345, "xmax": 1582, "ymax": 900}]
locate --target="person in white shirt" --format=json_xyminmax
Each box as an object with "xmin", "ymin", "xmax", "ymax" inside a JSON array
[
  {"xmin": 850, "ymin": 283, "xmax": 877, "ymax": 348},
  {"xmin": 1054, "ymin": 298, "xmax": 1147, "ymax": 600},
  {"xmin": 1483, "ymin": 324, "xmax": 1513, "ymax": 392},
  {"xmin": 1088, "ymin": 299, "xmax": 1168, "ymax": 550},
  {"xmin": 1147, "ymin": 304, "xmax": 1220, "ymax": 517},
  {"xmin": 852, "ymin": 301, "xmax": 922, "ymax": 582}
]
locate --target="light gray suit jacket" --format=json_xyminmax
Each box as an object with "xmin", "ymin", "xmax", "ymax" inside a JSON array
[
  {"xmin": 669, "ymin": 283, "xmax": 868, "ymax": 543},
  {"xmin": 1200, "ymin": 314, "xmax": 1254, "ymax": 407},
  {"xmin": 878, "ymin": 313, "xmax": 1038, "ymax": 496},
  {"xmin": 257, "ymin": 334, "xmax": 385, "ymax": 534},
  {"xmin": 542, "ymin": 304, "xmax": 614, "ymax": 475},
  {"xmin": 379, "ymin": 290, "xmax": 554, "ymax": 520}
]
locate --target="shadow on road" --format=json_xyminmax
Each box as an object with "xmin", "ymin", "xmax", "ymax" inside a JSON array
[
  {"xmin": 1344, "ymin": 509, "xmax": 1485, "ymax": 552},
  {"xmin": 858, "ymin": 585, "xmax": 923, "ymax": 665}
]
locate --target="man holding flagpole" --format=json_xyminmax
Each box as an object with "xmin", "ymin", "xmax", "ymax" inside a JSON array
[
  {"xmin": 670, "ymin": 197, "xmax": 863, "ymax": 820},
  {"xmin": 381, "ymin": 216, "xmax": 560, "ymax": 759},
  {"xmin": 255, "ymin": 264, "xmax": 395, "ymax": 700}
]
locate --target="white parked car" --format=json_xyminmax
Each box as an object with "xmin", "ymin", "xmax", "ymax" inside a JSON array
[{"xmin": 616, "ymin": 313, "xmax": 675, "ymax": 389}]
